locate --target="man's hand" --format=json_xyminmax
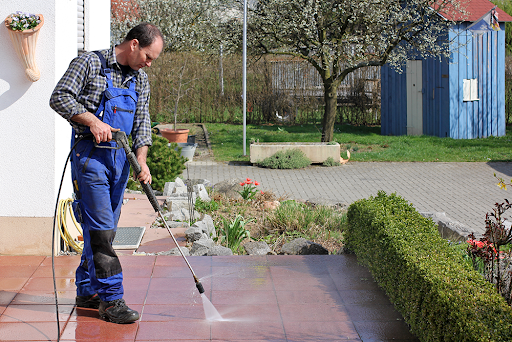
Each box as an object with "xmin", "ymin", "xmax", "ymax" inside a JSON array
[
  {"xmin": 71, "ymin": 112, "xmax": 117, "ymax": 143},
  {"xmin": 135, "ymin": 146, "xmax": 152, "ymax": 184}
]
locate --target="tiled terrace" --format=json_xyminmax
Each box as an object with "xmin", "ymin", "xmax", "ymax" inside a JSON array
[{"xmin": 0, "ymin": 194, "xmax": 419, "ymax": 341}]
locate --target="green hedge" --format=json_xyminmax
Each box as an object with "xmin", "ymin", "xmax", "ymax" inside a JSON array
[{"xmin": 345, "ymin": 191, "xmax": 512, "ymax": 342}]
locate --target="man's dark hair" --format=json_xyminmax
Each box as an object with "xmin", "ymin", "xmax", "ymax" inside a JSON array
[{"xmin": 124, "ymin": 23, "xmax": 164, "ymax": 48}]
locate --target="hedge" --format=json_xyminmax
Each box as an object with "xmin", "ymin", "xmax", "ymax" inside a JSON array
[{"xmin": 344, "ymin": 191, "xmax": 512, "ymax": 342}]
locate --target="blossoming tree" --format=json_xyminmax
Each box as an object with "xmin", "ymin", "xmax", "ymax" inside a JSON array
[{"xmin": 244, "ymin": 0, "xmax": 467, "ymax": 141}]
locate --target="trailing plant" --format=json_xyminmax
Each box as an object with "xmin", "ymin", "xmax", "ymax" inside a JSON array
[
  {"xmin": 259, "ymin": 149, "xmax": 311, "ymax": 169},
  {"xmin": 195, "ymin": 197, "xmax": 221, "ymax": 213},
  {"xmin": 127, "ymin": 134, "xmax": 187, "ymax": 192},
  {"xmin": 215, "ymin": 215, "xmax": 254, "ymax": 254},
  {"xmin": 7, "ymin": 11, "xmax": 41, "ymax": 31},
  {"xmin": 237, "ymin": 178, "xmax": 261, "ymax": 200}
]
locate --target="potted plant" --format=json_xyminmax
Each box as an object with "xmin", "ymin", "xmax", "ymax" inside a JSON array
[
  {"xmin": 4, "ymin": 11, "xmax": 44, "ymax": 82},
  {"xmin": 160, "ymin": 61, "xmax": 191, "ymax": 143}
]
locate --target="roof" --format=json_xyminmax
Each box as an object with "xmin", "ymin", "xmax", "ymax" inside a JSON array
[{"xmin": 437, "ymin": 0, "xmax": 512, "ymax": 22}]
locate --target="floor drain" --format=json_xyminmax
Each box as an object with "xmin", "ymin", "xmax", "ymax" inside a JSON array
[{"xmin": 113, "ymin": 226, "xmax": 146, "ymax": 249}]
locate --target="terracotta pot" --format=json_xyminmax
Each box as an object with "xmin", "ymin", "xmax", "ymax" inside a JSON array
[
  {"xmin": 4, "ymin": 14, "xmax": 44, "ymax": 82},
  {"xmin": 160, "ymin": 128, "xmax": 189, "ymax": 143}
]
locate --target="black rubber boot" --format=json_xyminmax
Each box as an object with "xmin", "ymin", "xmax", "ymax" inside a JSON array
[
  {"xmin": 75, "ymin": 293, "xmax": 101, "ymax": 309},
  {"xmin": 99, "ymin": 298, "xmax": 139, "ymax": 324}
]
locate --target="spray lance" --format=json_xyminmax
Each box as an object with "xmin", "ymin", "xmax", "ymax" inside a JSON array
[{"xmin": 112, "ymin": 131, "xmax": 205, "ymax": 294}]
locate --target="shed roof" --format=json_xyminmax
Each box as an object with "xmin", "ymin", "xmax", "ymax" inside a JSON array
[{"xmin": 437, "ymin": 0, "xmax": 512, "ymax": 22}]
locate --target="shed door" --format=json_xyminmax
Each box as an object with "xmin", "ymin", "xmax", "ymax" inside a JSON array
[{"xmin": 406, "ymin": 60, "xmax": 423, "ymax": 135}]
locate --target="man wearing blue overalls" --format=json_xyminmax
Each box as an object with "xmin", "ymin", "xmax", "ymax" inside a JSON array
[{"xmin": 50, "ymin": 23, "xmax": 164, "ymax": 324}]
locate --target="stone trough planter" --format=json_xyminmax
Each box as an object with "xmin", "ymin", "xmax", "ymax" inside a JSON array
[{"xmin": 250, "ymin": 142, "xmax": 340, "ymax": 164}]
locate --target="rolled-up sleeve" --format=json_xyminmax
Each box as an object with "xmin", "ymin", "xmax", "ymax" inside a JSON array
[{"xmin": 131, "ymin": 73, "xmax": 153, "ymax": 151}]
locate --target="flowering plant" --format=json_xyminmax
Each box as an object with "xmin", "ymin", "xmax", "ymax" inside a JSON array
[
  {"xmin": 237, "ymin": 178, "xmax": 260, "ymax": 200},
  {"xmin": 7, "ymin": 11, "xmax": 41, "ymax": 31}
]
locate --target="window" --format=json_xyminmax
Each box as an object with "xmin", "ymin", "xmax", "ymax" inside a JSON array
[{"xmin": 463, "ymin": 79, "xmax": 479, "ymax": 101}]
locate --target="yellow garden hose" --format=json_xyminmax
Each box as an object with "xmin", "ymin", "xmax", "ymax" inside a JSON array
[{"xmin": 56, "ymin": 198, "xmax": 83, "ymax": 253}]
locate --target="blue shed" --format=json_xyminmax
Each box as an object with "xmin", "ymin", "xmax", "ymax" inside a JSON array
[{"xmin": 381, "ymin": 0, "xmax": 512, "ymax": 139}]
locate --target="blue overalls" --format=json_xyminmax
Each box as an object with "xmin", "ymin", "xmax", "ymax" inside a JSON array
[{"xmin": 71, "ymin": 51, "xmax": 138, "ymax": 302}]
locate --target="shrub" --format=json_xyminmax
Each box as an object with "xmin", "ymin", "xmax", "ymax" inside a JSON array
[
  {"xmin": 215, "ymin": 215, "xmax": 253, "ymax": 254},
  {"xmin": 322, "ymin": 156, "xmax": 341, "ymax": 166},
  {"xmin": 259, "ymin": 148, "xmax": 311, "ymax": 169},
  {"xmin": 345, "ymin": 191, "xmax": 512, "ymax": 342},
  {"xmin": 128, "ymin": 134, "xmax": 187, "ymax": 192}
]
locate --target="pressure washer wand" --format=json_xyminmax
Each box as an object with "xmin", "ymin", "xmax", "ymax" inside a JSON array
[{"xmin": 113, "ymin": 131, "xmax": 205, "ymax": 294}]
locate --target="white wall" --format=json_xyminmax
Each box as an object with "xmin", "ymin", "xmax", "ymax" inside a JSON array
[{"xmin": 0, "ymin": 0, "xmax": 110, "ymax": 254}]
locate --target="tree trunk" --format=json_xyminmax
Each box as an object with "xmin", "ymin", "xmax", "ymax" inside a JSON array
[{"xmin": 321, "ymin": 82, "xmax": 338, "ymax": 142}]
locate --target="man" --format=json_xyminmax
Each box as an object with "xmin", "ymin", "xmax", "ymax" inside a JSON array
[{"xmin": 50, "ymin": 23, "xmax": 164, "ymax": 324}]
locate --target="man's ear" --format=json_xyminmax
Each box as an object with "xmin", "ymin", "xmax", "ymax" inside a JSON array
[{"xmin": 130, "ymin": 39, "xmax": 139, "ymax": 51}]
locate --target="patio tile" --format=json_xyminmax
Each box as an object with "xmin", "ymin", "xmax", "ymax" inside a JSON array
[
  {"xmin": 152, "ymin": 265, "xmax": 211, "ymax": 278},
  {"xmin": 338, "ymin": 289, "xmax": 394, "ymax": 305},
  {"xmin": 271, "ymin": 274, "xmax": 338, "ymax": 292},
  {"xmin": 354, "ymin": 320, "xmax": 419, "ymax": 341},
  {"xmin": 118, "ymin": 255, "xmax": 157, "ymax": 266},
  {"xmin": 0, "ymin": 278, "xmax": 28, "ymax": 292},
  {"xmin": 275, "ymin": 290, "xmax": 344, "ymax": 305},
  {"xmin": 211, "ymin": 276, "xmax": 274, "ymax": 291},
  {"xmin": 61, "ymin": 320, "xmax": 139, "ymax": 341},
  {"xmin": 122, "ymin": 277, "xmax": 151, "ymax": 292},
  {"xmin": 0, "ymin": 291, "xmax": 17, "ymax": 305},
  {"xmin": 137, "ymin": 321, "xmax": 211, "ymax": 340},
  {"xmin": 144, "ymin": 286, "xmax": 201, "ymax": 305},
  {"xmin": 0, "ymin": 304, "xmax": 73, "ymax": 323},
  {"xmin": 211, "ymin": 290, "xmax": 278, "ymax": 305},
  {"xmin": 0, "ymin": 321, "xmax": 63, "ymax": 341},
  {"xmin": 31, "ymin": 264, "xmax": 77, "ymax": 278},
  {"xmin": 345, "ymin": 303, "xmax": 404, "ymax": 321},
  {"xmin": 0, "ymin": 256, "xmax": 45, "ymax": 266},
  {"xmin": 278, "ymin": 303, "xmax": 350, "ymax": 322},
  {"xmin": 12, "ymin": 290, "xmax": 75, "ymax": 305},
  {"xmin": 282, "ymin": 320, "xmax": 360, "ymax": 340},
  {"xmin": 140, "ymin": 303, "xmax": 204, "ymax": 321},
  {"xmin": 122, "ymin": 265, "xmax": 154, "ymax": 278},
  {"xmin": 40, "ymin": 255, "xmax": 81, "ymax": 266},
  {"xmin": 21, "ymin": 277, "xmax": 76, "ymax": 292},
  {"xmin": 210, "ymin": 320, "xmax": 286, "ymax": 340},
  {"xmin": 213, "ymin": 303, "xmax": 281, "ymax": 322},
  {"xmin": 0, "ymin": 265, "xmax": 38, "ymax": 278}
]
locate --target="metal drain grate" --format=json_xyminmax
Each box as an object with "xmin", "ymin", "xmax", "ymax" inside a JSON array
[{"xmin": 113, "ymin": 226, "xmax": 146, "ymax": 250}]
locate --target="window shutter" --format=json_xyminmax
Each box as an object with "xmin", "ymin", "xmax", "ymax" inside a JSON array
[{"xmin": 77, "ymin": 0, "xmax": 85, "ymax": 53}]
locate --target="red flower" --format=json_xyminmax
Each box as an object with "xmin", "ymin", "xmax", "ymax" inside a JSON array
[
  {"xmin": 240, "ymin": 182, "xmax": 245, "ymax": 186},
  {"xmin": 260, "ymin": 191, "xmax": 264, "ymax": 194},
  {"xmin": 246, "ymin": 178, "xmax": 251, "ymax": 182},
  {"xmin": 245, "ymin": 180, "xmax": 253, "ymax": 185},
  {"xmin": 254, "ymin": 181, "xmax": 260, "ymax": 186}
]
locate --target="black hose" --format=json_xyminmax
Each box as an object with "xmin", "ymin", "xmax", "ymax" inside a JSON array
[{"xmin": 51, "ymin": 136, "xmax": 86, "ymax": 342}]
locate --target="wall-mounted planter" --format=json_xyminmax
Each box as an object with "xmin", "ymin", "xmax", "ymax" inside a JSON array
[
  {"xmin": 4, "ymin": 14, "xmax": 44, "ymax": 82},
  {"xmin": 250, "ymin": 142, "xmax": 340, "ymax": 164}
]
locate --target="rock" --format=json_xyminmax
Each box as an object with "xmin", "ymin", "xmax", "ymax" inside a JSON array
[
  {"xmin": 190, "ymin": 246, "xmax": 209, "ymax": 256},
  {"xmin": 262, "ymin": 201, "xmax": 280, "ymax": 210},
  {"xmin": 190, "ymin": 238, "xmax": 215, "ymax": 255},
  {"xmin": 175, "ymin": 177, "xmax": 186, "ymax": 188},
  {"xmin": 157, "ymin": 247, "xmax": 190, "ymax": 256},
  {"xmin": 244, "ymin": 241, "xmax": 272, "ymax": 255},
  {"xmin": 419, "ymin": 212, "xmax": 472, "ymax": 241},
  {"xmin": 202, "ymin": 214, "xmax": 216, "ymax": 238},
  {"xmin": 306, "ymin": 198, "xmax": 347, "ymax": 210},
  {"xmin": 185, "ymin": 227, "xmax": 203, "ymax": 242},
  {"xmin": 206, "ymin": 246, "xmax": 233, "ymax": 256},
  {"xmin": 213, "ymin": 178, "xmax": 244, "ymax": 200},
  {"xmin": 280, "ymin": 238, "xmax": 328, "ymax": 255},
  {"xmin": 193, "ymin": 184, "xmax": 210, "ymax": 201},
  {"xmin": 163, "ymin": 182, "xmax": 176, "ymax": 196}
]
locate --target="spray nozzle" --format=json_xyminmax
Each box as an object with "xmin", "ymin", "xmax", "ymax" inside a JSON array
[{"xmin": 195, "ymin": 280, "xmax": 205, "ymax": 294}]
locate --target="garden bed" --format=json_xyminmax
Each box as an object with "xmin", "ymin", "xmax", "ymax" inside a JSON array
[{"xmin": 250, "ymin": 142, "xmax": 340, "ymax": 164}]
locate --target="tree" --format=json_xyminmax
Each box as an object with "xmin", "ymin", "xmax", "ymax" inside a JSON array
[
  {"xmin": 492, "ymin": 0, "xmax": 512, "ymax": 55},
  {"xmin": 245, "ymin": 0, "xmax": 467, "ymax": 141}
]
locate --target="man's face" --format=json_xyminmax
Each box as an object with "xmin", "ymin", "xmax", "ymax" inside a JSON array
[{"xmin": 128, "ymin": 37, "xmax": 163, "ymax": 70}]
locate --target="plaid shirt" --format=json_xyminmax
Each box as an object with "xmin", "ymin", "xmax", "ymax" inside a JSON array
[{"xmin": 50, "ymin": 47, "xmax": 152, "ymax": 151}]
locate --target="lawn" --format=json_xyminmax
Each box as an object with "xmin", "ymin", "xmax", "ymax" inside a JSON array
[{"xmin": 205, "ymin": 123, "xmax": 512, "ymax": 162}]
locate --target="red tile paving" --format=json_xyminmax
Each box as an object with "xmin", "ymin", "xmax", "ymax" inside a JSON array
[{"xmin": 0, "ymin": 194, "xmax": 419, "ymax": 341}]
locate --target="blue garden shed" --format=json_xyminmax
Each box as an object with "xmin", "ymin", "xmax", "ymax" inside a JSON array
[{"xmin": 381, "ymin": 0, "xmax": 512, "ymax": 139}]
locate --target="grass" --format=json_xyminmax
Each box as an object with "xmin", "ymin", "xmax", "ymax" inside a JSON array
[{"xmin": 205, "ymin": 123, "xmax": 512, "ymax": 162}]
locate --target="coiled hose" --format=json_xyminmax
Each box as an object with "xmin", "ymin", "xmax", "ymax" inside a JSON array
[{"xmin": 56, "ymin": 198, "xmax": 83, "ymax": 254}]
